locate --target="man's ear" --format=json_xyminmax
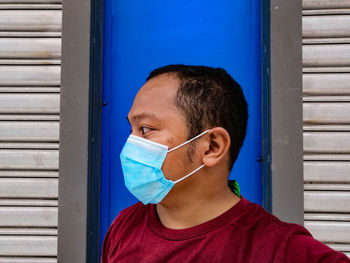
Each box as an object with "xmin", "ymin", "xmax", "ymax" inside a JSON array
[{"xmin": 202, "ymin": 127, "xmax": 230, "ymax": 167}]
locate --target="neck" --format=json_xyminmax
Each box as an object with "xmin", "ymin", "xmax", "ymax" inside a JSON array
[{"xmin": 156, "ymin": 170, "xmax": 240, "ymax": 229}]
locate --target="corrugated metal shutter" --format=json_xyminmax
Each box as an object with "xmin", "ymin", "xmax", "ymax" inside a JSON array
[
  {"xmin": 0, "ymin": 1, "xmax": 61, "ymax": 262},
  {"xmin": 303, "ymin": 0, "xmax": 350, "ymax": 259}
]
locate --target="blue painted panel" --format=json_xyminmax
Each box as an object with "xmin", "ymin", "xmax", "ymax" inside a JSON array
[{"xmin": 101, "ymin": 0, "xmax": 262, "ymax": 246}]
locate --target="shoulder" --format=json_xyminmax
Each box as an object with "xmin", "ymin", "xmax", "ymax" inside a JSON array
[
  {"xmin": 242, "ymin": 199, "xmax": 349, "ymax": 262},
  {"xmin": 284, "ymin": 232, "xmax": 350, "ymax": 262},
  {"xmin": 108, "ymin": 201, "xmax": 146, "ymax": 235},
  {"xmin": 113, "ymin": 201, "xmax": 146, "ymax": 222},
  {"xmin": 101, "ymin": 202, "xmax": 147, "ymax": 261},
  {"xmin": 236, "ymin": 198, "xmax": 310, "ymax": 249},
  {"xmin": 238, "ymin": 198, "xmax": 309, "ymax": 237},
  {"xmin": 239, "ymin": 200, "xmax": 349, "ymax": 262}
]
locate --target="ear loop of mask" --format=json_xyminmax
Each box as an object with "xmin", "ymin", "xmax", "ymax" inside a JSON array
[
  {"xmin": 172, "ymin": 164, "xmax": 206, "ymax": 184},
  {"xmin": 167, "ymin": 129, "xmax": 211, "ymax": 153},
  {"xmin": 167, "ymin": 129, "xmax": 211, "ymax": 183}
]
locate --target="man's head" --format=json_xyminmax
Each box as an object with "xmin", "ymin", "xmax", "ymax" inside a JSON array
[
  {"xmin": 127, "ymin": 64, "xmax": 248, "ymax": 203},
  {"xmin": 146, "ymin": 65, "xmax": 248, "ymax": 170}
]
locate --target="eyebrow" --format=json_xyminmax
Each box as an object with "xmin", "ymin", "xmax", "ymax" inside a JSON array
[{"xmin": 127, "ymin": 112, "xmax": 161, "ymax": 125}]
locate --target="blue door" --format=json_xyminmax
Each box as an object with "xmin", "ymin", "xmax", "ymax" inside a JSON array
[{"xmin": 101, "ymin": 0, "xmax": 262, "ymax": 248}]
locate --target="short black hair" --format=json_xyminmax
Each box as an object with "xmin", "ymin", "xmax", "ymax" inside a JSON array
[{"xmin": 147, "ymin": 64, "xmax": 248, "ymax": 171}]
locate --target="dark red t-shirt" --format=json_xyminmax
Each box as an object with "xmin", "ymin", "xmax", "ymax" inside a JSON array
[{"xmin": 101, "ymin": 196, "xmax": 349, "ymax": 262}]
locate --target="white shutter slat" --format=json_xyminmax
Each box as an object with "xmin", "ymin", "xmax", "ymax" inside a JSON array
[
  {"xmin": 0, "ymin": 66, "xmax": 60, "ymax": 86},
  {"xmin": 304, "ymin": 161, "xmax": 350, "ymax": 182},
  {"xmin": 305, "ymin": 184, "xmax": 350, "ymax": 190},
  {"xmin": 0, "ymin": 59, "xmax": 60, "ymax": 65},
  {"xmin": 304, "ymin": 124, "xmax": 350, "ymax": 131},
  {"xmin": 0, "ymin": 200, "xmax": 57, "ymax": 207},
  {"xmin": 0, "ymin": 4, "xmax": 61, "ymax": 9},
  {"xmin": 304, "ymin": 103, "xmax": 350, "ymax": 123},
  {"xmin": 0, "ymin": 143, "xmax": 59, "ymax": 149},
  {"xmin": 0, "ymin": 0, "xmax": 61, "ymax": 3},
  {"xmin": 304, "ymin": 154, "xmax": 350, "ymax": 160},
  {"xmin": 0, "ymin": 150, "xmax": 58, "ymax": 170},
  {"xmin": 303, "ymin": 15, "xmax": 350, "ymax": 38},
  {"xmin": 305, "ymin": 191, "xmax": 350, "ymax": 212},
  {"xmin": 304, "ymin": 67, "xmax": 350, "ymax": 73},
  {"xmin": 303, "ymin": 96, "xmax": 350, "ymax": 102},
  {"xmin": 303, "ymin": 10, "xmax": 350, "ymax": 15},
  {"xmin": 305, "ymin": 213, "xmax": 350, "ymax": 221},
  {"xmin": 0, "ymin": 94, "xmax": 59, "ymax": 114},
  {"xmin": 0, "ymin": 178, "xmax": 58, "ymax": 199},
  {"xmin": 305, "ymin": 221, "xmax": 350, "ymax": 243},
  {"xmin": 303, "ymin": 0, "xmax": 350, "ymax": 9},
  {"xmin": 0, "ymin": 228, "xmax": 57, "ymax": 236},
  {"xmin": 303, "ymin": 38, "xmax": 350, "ymax": 44},
  {"xmin": 0, "ymin": 87, "xmax": 60, "ymax": 93},
  {"xmin": 0, "ymin": 39, "xmax": 60, "ymax": 59},
  {"xmin": 303, "ymin": 44, "xmax": 350, "ymax": 67},
  {"xmin": 0, "ymin": 10, "xmax": 61, "ymax": 31},
  {"xmin": 0, "ymin": 207, "xmax": 57, "ymax": 227},
  {"xmin": 0, "ymin": 32, "xmax": 60, "ymax": 37},
  {"xmin": 0, "ymin": 170, "xmax": 58, "ymax": 178},
  {"xmin": 0, "ymin": 122, "xmax": 58, "ymax": 142},
  {"xmin": 0, "ymin": 258, "xmax": 56, "ymax": 263},
  {"xmin": 328, "ymin": 244, "xmax": 350, "ymax": 253},
  {"xmin": 0, "ymin": 236, "xmax": 56, "ymax": 256},
  {"xmin": 304, "ymin": 132, "xmax": 350, "ymax": 153},
  {"xmin": 303, "ymin": 73, "xmax": 350, "ymax": 95},
  {"xmin": 0, "ymin": 114, "xmax": 59, "ymax": 121}
]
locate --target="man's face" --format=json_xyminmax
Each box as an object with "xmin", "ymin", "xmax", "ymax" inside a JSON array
[{"xmin": 127, "ymin": 74, "xmax": 201, "ymax": 185}]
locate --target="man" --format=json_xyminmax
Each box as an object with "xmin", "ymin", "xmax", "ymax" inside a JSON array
[{"xmin": 101, "ymin": 65, "xmax": 349, "ymax": 262}]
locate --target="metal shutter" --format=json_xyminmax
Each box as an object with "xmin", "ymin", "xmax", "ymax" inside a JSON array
[
  {"xmin": 0, "ymin": 1, "xmax": 61, "ymax": 262},
  {"xmin": 303, "ymin": 0, "xmax": 350, "ymax": 259}
]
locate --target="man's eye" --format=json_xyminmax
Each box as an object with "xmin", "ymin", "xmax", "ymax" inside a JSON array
[{"xmin": 140, "ymin": 127, "xmax": 152, "ymax": 134}]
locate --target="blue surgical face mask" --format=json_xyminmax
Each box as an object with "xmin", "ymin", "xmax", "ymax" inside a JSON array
[{"xmin": 120, "ymin": 129, "xmax": 211, "ymax": 205}]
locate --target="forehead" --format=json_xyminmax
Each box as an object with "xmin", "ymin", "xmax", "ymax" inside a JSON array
[{"xmin": 128, "ymin": 74, "xmax": 183, "ymax": 122}]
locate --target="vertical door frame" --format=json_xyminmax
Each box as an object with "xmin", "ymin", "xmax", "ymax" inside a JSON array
[
  {"xmin": 57, "ymin": 0, "xmax": 102, "ymax": 262},
  {"xmin": 58, "ymin": 0, "xmax": 303, "ymax": 261},
  {"xmin": 268, "ymin": 0, "xmax": 304, "ymax": 225}
]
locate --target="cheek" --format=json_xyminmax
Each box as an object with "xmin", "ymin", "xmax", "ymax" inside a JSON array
[
  {"xmin": 161, "ymin": 148, "xmax": 194, "ymax": 181},
  {"xmin": 161, "ymin": 151, "xmax": 185, "ymax": 181},
  {"xmin": 166, "ymin": 136, "xmax": 175, "ymax": 146}
]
